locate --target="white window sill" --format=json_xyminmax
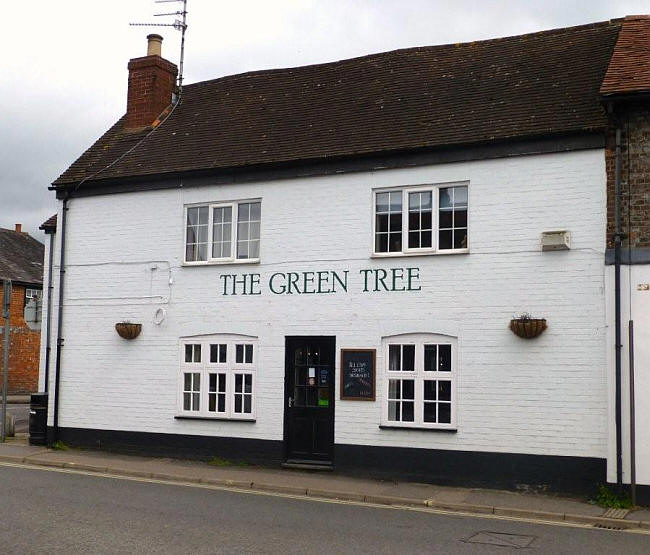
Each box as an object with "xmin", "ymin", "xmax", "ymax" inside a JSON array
[
  {"xmin": 379, "ymin": 424, "xmax": 457, "ymax": 433},
  {"xmin": 175, "ymin": 415, "xmax": 256, "ymax": 422},
  {"xmin": 182, "ymin": 258, "xmax": 260, "ymax": 267},
  {"xmin": 371, "ymin": 249, "xmax": 468, "ymax": 259}
]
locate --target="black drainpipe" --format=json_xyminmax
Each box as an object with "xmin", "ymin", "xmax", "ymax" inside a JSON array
[
  {"xmin": 608, "ymin": 102, "xmax": 623, "ymax": 488},
  {"xmin": 52, "ymin": 193, "xmax": 69, "ymax": 443},
  {"xmin": 43, "ymin": 230, "xmax": 55, "ymax": 392}
]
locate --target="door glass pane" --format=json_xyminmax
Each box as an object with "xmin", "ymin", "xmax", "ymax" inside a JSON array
[
  {"xmin": 438, "ymin": 345, "xmax": 451, "ymax": 371},
  {"xmin": 424, "ymin": 345, "xmax": 437, "ymax": 371},
  {"xmin": 388, "ymin": 345, "xmax": 400, "ymax": 371},
  {"xmin": 403, "ymin": 345, "xmax": 415, "ymax": 371}
]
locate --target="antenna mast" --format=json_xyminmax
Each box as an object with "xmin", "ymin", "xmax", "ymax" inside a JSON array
[{"xmin": 130, "ymin": 0, "xmax": 188, "ymax": 95}]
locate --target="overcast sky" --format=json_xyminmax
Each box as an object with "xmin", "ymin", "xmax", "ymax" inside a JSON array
[{"xmin": 1, "ymin": 0, "xmax": 646, "ymax": 242}]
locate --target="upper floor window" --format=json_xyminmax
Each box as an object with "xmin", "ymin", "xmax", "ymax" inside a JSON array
[
  {"xmin": 374, "ymin": 184, "xmax": 468, "ymax": 255},
  {"xmin": 185, "ymin": 201, "xmax": 261, "ymax": 264}
]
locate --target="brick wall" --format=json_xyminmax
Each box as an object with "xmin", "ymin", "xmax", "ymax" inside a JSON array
[
  {"xmin": 126, "ymin": 56, "xmax": 177, "ymax": 129},
  {"xmin": 0, "ymin": 284, "xmax": 41, "ymax": 394},
  {"xmin": 605, "ymin": 102, "xmax": 650, "ymax": 249}
]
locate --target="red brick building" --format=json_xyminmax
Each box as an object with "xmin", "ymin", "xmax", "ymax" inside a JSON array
[{"xmin": 0, "ymin": 224, "xmax": 44, "ymax": 394}]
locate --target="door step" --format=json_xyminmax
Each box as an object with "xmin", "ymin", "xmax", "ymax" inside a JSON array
[{"xmin": 282, "ymin": 460, "xmax": 334, "ymax": 471}]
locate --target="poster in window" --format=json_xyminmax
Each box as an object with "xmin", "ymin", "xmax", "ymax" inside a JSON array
[{"xmin": 340, "ymin": 349, "xmax": 376, "ymax": 401}]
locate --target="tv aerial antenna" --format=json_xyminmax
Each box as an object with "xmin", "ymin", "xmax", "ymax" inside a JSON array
[{"xmin": 130, "ymin": 0, "xmax": 188, "ymax": 94}]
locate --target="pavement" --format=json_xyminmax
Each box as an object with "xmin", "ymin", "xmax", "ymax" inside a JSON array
[{"xmin": 0, "ymin": 435, "xmax": 648, "ymax": 533}]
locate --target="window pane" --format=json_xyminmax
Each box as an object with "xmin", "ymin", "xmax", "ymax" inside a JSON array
[
  {"xmin": 218, "ymin": 394, "xmax": 225, "ymax": 412},
  {"xmin": 244, "ymin": 396, "xmax": 252, "ymax": 413},
  {"xmin": 197, "ymin": 243, "xmax": 207, "ymax": 261},
  {"xmin": 219, "ymin": 344, "xmax": 227, "ymax": 363},
  {"xmin": 193, "ymin": 345, "xmax": 201, "ymax": 363},
  {"xmin": 184, "ymin": 372, "xmax": 191, "ymax": 390},
  {"xmin": 388, "ymin": 379, "xmax": 400, "ymax": 399},
  {"xmin": 236, "ymin": 344, "xmax": 244, "ymax": 363},
  {"xmin": 454, "ymin": 209, "xmax": 467, "ymax": 228},
  {"xmin": 389, "ymin": 192, "xmax": 402, "ymax": 211},
  {"xmin": 234, "ymin": 395, "xmax": 242, "ymax": 413},
  {"xmin": 408, "ymin": 192, "xmax": 419, "ymax": 210},
  {"xmin": 389, "ymin": 345, "xmax": 401, "ymax": 371},
  {"xmin": 439, "ymin": 230, "xmax": 452, "ymax": 249},
  {"xmin": 424, "ymin": 380, "xmax": 436, "ymax": 401},
  {"xmin": 376, "ymin": 192, "xmax": 389, "ymax": 213},
  {"xmin": 454, "ymin": 229, "xmax": 468, "ymax": 249},
  {"xmin": 193, "ymin": 373, "xmax": 200, "ymax": 389},
  {"xmin": 376, "ymin": 214, "xmax": 389, "ymax": 233},
  {"xmin": 237, "ymin": 240, "xmax": 249, "ymax": 259},
  {"xmin": 209, "ymin": 374, "xmax": 216, "ymax": 392},
  {"xmin": 438, "ymin": 380, "xmax": 451, "ymax": 402},
  {"xmin": 209, "ymin": 395, "xmax": 216, "ymax": 412},
  {"xmin": 424, "ymin": 403, "xmax": 436, "ymax": 423},
  {"xmin": 402, "ymin": 401, "xmax": 414, "ymax": 422},
  {"xmin": 183, "ymin": 392, "xmax": 191, "ymax": 411},
  {"xmin": 192, "ymin": 393, "xmax": 200, "ymax": 411},
  {"xmin": 388, "ymin": 401, "xmax": 400, "ymax": 421},
  {"xmin": 389, "ymin": 232, "xmax": 402, "ymax": 252},
  {"xmin": 249, "ymin": 222, "xmax": 260, "ymax": 242},
  {"xmin": 376, "ymin": 233, "xmax": 388, "ymax": 253},
  {"xmin": 238, "ymin": 222, "xmax": 249, "ymax": 241},
  {"xmin": 439, "ymin": 188, "xmax": 452, "ymax": 209},
  {"xmin": 250, "ymin": 202, "xmax": 261, "ymax": 221},
  {"xmin": 235, "ymin": 374, "xmax": 242, "ymax": 392},
  {"xmin": 238, "ymin": 203, "xmax": 250, "ymax": 222},
  {"xmin": 218, "ymin": 374, "xmax": 226, "ymax": 392},
  {"xmin": 244, "ymin": 374, "xmax": 252, "ymax": 393},
  {"xmin": 403, "ymin": 345, "xmax": 415, "ymax": 371},
  {"xmin": 389, "ymin": 213, "xmax": 402, "ymax": 232},
  {"xmin": 421, "ymin": 211, "xmax": 432, "ymax": 230},
  {"xmin": 185, "ymin": 345, "xmax": 193, "ymax": 363},
  {"xmin": 245, "ymin": 344, "xmax": 253, "ymax": 364},
  {"xmin": 438, "ymin": 345, "xmax": 451, "ymax": 371},
  {"xmin": 210, "ymin": 345, "xmax": 218, "ymax": 363},
  {"xmin": 424, "ymin": 345, "xmax": 437, "ymax": 371},
  {"xmin": 402, "ymin": 379, "xmax": 415, "ymax": 399},
  {"xmin": 408, "ymin": 212, "xmax": 419, "ymax": 231},
  {"xmin": 439, "ymin": 403, "xmax": 451, "ymax": 424},
  {"xmin": 408, "ymin": 231, "xmax": 420, "ymax": 248},
  {"xmin": 249, "ymin": 240, "xmax": 260, "ymax": 259},
  {"xmin": 421, "ymin": 192, "xmax": 432, "ymax": 210},
  {"xmin": 421, "ymin": 231, "xmax": 432, "ymax": 248}
]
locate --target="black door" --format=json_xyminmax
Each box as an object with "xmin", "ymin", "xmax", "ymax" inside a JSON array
[{"xmin": 284, "ymin": 336, "xmax": 335, "ymax": 464}]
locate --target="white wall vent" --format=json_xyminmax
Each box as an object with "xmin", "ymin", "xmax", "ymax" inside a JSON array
[{"xmin": 541, "ymin": 230, "xmax": 570, "ymax": 251}]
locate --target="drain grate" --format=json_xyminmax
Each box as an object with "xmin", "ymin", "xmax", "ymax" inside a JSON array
[
  {"xmin": 594, "ymin": 523, "xmax": 626, "ymax": 531},
  {"xmin": 602, "ymin": 508, "xmax": 629, "ymax": 519},
  {"xmin": 465, "ymin": 531, "xmax": 536, "ymax": 548}
]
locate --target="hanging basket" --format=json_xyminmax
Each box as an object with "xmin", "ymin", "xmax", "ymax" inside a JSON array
[
  {"xmin": 509, "ymin": 317, "xmax": 547, "ymax": 339},
  {"xmin": 115, "ymin": 322, "xmax": 142, "ymax": 340}
]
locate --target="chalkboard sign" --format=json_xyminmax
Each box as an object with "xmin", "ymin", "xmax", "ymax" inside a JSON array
[{"xmin": 340, "ymin": 349, "xmax": 376, "ymax": 401}]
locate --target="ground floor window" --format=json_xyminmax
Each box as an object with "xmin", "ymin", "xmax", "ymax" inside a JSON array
[
  {"xmin": 179, "ymin": 335, "xmax": 257, "ymax": 420},
  {"xmin": 382, "ymin": 333, "xmax": 456, "ymax": 429}
]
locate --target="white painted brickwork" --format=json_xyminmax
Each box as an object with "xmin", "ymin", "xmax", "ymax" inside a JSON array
[{"xmin": 43, "ymin": 149, "xmax": 608, "ymax": 458}]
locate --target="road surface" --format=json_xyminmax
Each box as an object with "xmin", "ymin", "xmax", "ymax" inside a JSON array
[{"xmin": 0, "ymin": 464, "xmax": 648, "ymax": 554}]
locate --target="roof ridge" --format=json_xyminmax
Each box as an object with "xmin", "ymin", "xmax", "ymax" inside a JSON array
[{"xmin": 183, "ymin": 17, "xmax": 624, "ymax": 89}]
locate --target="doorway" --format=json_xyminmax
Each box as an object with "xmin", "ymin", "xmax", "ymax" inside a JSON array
[{"xmin": 284, "ymin": 336, "xmax": 335, "ymax": 465}]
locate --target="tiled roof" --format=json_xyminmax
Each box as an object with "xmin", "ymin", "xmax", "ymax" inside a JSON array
[
  {"xmin": 39, "ymin": 214, "xmax": 58, "ymax": 232},
  {"xmin": 54, "ymin": 19, "xmax": 623, "ymax": 188},
  {"xmin": 601, "ymin": 15, "xmax": 650, "ymax": 96},
  {"xmin": 0, "ymin": 228, "xmax": 44, "ymax": 285}
]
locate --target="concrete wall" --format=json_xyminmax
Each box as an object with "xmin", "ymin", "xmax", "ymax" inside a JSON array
[{"xmin": 42, "ymin": 148, "xmax": 608, "ymax": 459}]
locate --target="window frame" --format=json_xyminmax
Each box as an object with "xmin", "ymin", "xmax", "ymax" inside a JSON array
[
  {"xmin": 183, "ymin": 200, "xmax": 261, "ymax": 265},
  {"xmin": 381, "ymin": 333, "xmax": 457, "ymax": 430},
  {"xmin": 178, "ymin": 336, "xmax": 258, "ymax": 421},
  {"xmin": 372, "ymin": 183, "xmax": 469, "ymax": 257}
]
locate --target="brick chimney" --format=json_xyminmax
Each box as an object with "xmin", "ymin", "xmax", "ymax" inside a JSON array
[
  {"xmin": 14, "ymin": 224, "xmax": 22, "ymax": 233},
  {"xmin": 126, "ymin": 34, "xmax": 178, "ymax": 129}
]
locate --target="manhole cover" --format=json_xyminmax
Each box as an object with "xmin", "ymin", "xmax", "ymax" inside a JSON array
[{"xmin": 465, "ymin": 531, "xmax": 536, "ymax": 548}]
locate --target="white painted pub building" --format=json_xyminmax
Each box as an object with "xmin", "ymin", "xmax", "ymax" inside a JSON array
[{"xmin": 40, "ymin": 17, "xmax": 650, "ymax": 500}]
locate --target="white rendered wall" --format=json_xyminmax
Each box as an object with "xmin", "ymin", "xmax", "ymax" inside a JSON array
[
  {"xmin": 606, "ymin": 264, "xmax": 650, "ymax": 486},
  {"xmin": 42, "ymin": 149, "xmax": 608, "ymax": 459}
]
